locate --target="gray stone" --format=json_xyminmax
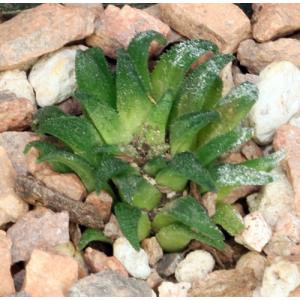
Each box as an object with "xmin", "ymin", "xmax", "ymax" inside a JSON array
[
  {"xmin": 156, "ymin": 253, "xmax": 183, "ymax": 277},
  {"xmin": 67, "ymin": 270, "xmax": 153, "ymax": 297}
]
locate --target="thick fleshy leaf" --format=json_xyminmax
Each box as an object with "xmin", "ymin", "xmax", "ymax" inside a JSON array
[
  {"xmin": 153, "ymin": 196, "xmax": 224, "ymax": 243},
  {"xmin": 196, "ymin": 127, "xmax": 254, "ymax": 166},
  {"xmin": 143, "ymin": 156, "xmax": 168, "ymax": 177},
  {"xmin": 151, "ymin": 39, "xmax": 219, "ymax": 100},
  {"xmin": 137, "ymin": 213, "xmax": 151, "ymax": 241},
  {"xmin": 75, "ymin": 48, "xmax": 115, "ymax": 108},
  {"xmin": 75, "ymin": 91, "xmax": 125, "ymax": 145},
  {"xmin": 116, "ymin": 48, "xmax": 153, "ymax": 137},
  {"xmin": 173, "ymin": 54, "xmax": 234, "ymax": 119},
  {"xmin": 128, "ymin": 30, "xmax": 167, "ymax": 93},
  {"xmin": 210, "ymin": 163, "xmax": 274, "ymax": 189},
  {"xmin": 79, "ymin": 228, "xmax": 111, "ymax": 251},
  {"xmin": 212, "ymin": 202, "xmax": 244, "ymax": 236},
  {"xmin": 155, "ymin": 168, "xmax": 188, "ymax": 192},
  {"xmin": 37, "ymin": 150, "xmax": 96, "ymax": 192},
  {"xmin": 170, "ymin": 111, "xmax": 219, "ymax": 155},
  {"xmin": 156, "ymin": 222, "xmax": 225, "ymax": 252},
  {"xmin": 163, "ymin": 152, "xmax": 216, "ymax": 191},
  {"xmin": 197, "ymin": 82, "xmax": 258, "ymax": 147},
  {"xmin": 240, "ymin": 150, "xmax": 285, "ymax": 172},
  {"xmin": 115, "ymin": 202, "xmax": 142, "ymax": 251},
  {"xmin": 113, "ymin": 174, "xmax": 161, "ymax": 210},
  {"xmin": 36, "ymin": 115, "xmax": 102, "ymax": 165},
  {"xmin": 32, "ymin": 106, "xmax": 66, "ymax": 130},
  {"xmin": 24, "ymin": 140, "xmax": 71, "ymax": 173}
]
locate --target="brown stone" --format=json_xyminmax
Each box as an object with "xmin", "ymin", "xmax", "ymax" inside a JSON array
[
  {"xmin": 7, "ymin": 207, "xmax": 70, "ymax": 263},
  {"xmin": 57, "ymin": 98, "xmax": 82, "ymax": 116},
  {"xmin": 84, "ymin": 247, "xmax": 128, "ymax": 277},
  {"xmin": 0, "ymin": 230, "xmax": 15, "ymax": 296},
  {"xmin": 237, "ymin": 38, "xmax": 300, "ymax": 74},
  {"xmin": 223, "ymin": 185, "xmax": 259, "ymax": 204},
  {"xmin": 201, "ymin": 192, "xmax": 216, "ymax": 217},
  {"xmin": 26, "ymin": 147, "xmax": 86, "ymax": 201},
  {"xmin": 241, "ymin": 140, "xmax": 263, "ymax": 160},
  {"xmin": 141, "ymin": 237, "xmax": 163, "ymax": 266},
  {"xmin": 252, "ymin": 4, "xmax": 300, "ymax": 42},
  {"xmin": 159, "ymin": 4, "xmax": 251, "ymax": 53},
  {"xmin": 0, "ymin": 93, "xmax": 36, "ymax": 133},
  {"xmin": 103, "ymin": 214, "xmax": 123, "ymax": 240},
  {"xmin": 0, "ymin": 4, "xmax": 97, "ymax": 71},
  {"xmin": 232, "ymin": 66, "xmax": 259, "ymax": 86},
  {"xmin": 0, "ymin": 146, "xmax": 28, "ymax": 226},
  {"xmin": 23, "ymin": 248, "xmax": 78, "ymax": 297},
  {"xmin": 273, "ymin": 124, "xmax": 300, "ymax": 217},
  {"xmin": 85, "ymin": 191, "xmax": 113, "ymax": 222},
  {"xmin": 188, "ymin": 268, "xmax": 258, "ymax": 297},
  {"xmin": 86, "ymin": 5, "xmax": 171, "ymax": 58},
  {"xmin": 146, "ymin": 270, "xmax": 163, "ymax": 289}
]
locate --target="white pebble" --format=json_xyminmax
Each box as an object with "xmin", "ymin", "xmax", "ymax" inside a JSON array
[
  {"xmin": 260, "ymin": 258, "xmax": 300, "ymax": 297},
  {"xmin": 113, "ymin": 237, "xmax": 151, "ymax": 280},
  {"xmin": 0, "ymin": 70, "xmax": 35, "ymax": 104},
  {"xmin": 29, "ymin": 45, "xmax": 87, "ymax": 107},
  {"xmin": 235, "ymin": 211, "xmax": 272, "ymax": 252},
  {"xmin": 158, "ymin": 281, "xmax": 191, "ymax": 297},
  {"xmin": 249, "ymin": 61, "xmax": 300, "ymax": 144},
  {"xmin": 175, "ymin": 250, "xmax": 215, "ymax": 283}
]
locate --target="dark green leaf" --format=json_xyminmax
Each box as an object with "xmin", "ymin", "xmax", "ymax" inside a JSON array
[
  {"xmin": 170, "ymin": 111, "xmax": 219, "ymax": 155},
  {"xmin": 78, "ymin": 228, "xmax": 111, "ymax": 251},
  {"xmin": 143, "ymin": 156, "xmax": 168, "ymax": 177},
  {"xmin": 196, "ymin": 127, "xmax": 254, "ymax": 166},
  {"xmin": 75, "ymin": 48, "xmax": 115, "ymax": 108},
  {"xmin": 32, "ymin": 106, "xmax": 66, "ymax": 130},
  {"xmin": 151, "ymin": 39, "xmax": 219, "ymax": 100},
  {"xmin": 155, "ymin": 168, "xmax": 188, "ymax": 192},
  {"xmin": 115, "ymin": 202, "xmax": 142, "ymax": 251},
  {"xmin": 128, "ymin": 30, "xmax": 167, "ymax": 93},
  {"xmin": 212, "ymin": 202, "xmax": 244, "ymax": 236}
]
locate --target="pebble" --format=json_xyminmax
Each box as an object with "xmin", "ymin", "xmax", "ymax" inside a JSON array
[
  {"xmin": 29, "ymin": 45, "xmax": 87, "ymax": 107},
  {"xmin": 68, "ymin": 270, "xmax": 153, "ymax": 297},
  {"xmin": 160, "ymin": 3, "xmax": 250, "ymax": 53},
  {"xmin": 23, "ymin": 248, "xmax": 78, "ymax": 297},
  {"xmin": 7, "ymin": 207, "xmax": 69, "ymax": 263},
  {"xmin": 113, "ymin": 237, "xmax": 151, "ymax": 280},
  {"xmin": 103, "ymin": 214, "xmax": 123, "ymax": 240},
  {"xmin": 146, "ymin": 269, "xmax": 163, "ymax": 289},
  {"xmin": 175, "ymin": 250, "xmax": 215, "ymax": 283},
  {"xmin": 141, "ymin": 236, "xmax": 163, "ymax": 266},
  {"xmin": 260, "ymin": 258, "xmax": 300, "ymax": 297},
  {"xmin": 0, "ymin": 4, "xmax": 96, "ymax": 71},
  {"xmin": 235, "ymin": 211, "xmax": 272, "ymax": 252},
  {"xmin": 0, "ymin": 70, "xmax": 35, "ymax": 104},
  {"xmin": 0, "ymin": 231, "xmax": 15, "ymax": 296},
  {"xmin": 156, "ymin": 252, "xmax": 183, "ymax": 277},
  {"xmin": 158, "ymin": 281, "xmax": 191, "ymax": 297},
  {"xmin": 248, "ymin": 61, "xmax": 300, "ymax": 144}
]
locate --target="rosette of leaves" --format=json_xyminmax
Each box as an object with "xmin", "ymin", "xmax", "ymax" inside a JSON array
[{"xmin": 26, "ymin": 31, "xmax": 283, "ymax": 253}]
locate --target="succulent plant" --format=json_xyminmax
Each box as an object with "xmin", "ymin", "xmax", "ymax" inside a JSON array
[{"xmin": 25, "ymin": 31, "xmax": 283, "ymax": 252}]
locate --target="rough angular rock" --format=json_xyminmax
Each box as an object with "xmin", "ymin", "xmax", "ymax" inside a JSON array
[
  {"xmin": 232, "ymin": 66, "xmax": 259, "ymax": 86},
  {"xmin": 241, "ymin": 140, "xmax": 263, "ymax": 160},
  {"xmin": 158, "ymin": 281, "xmax": 191, "ymax": 297},
  {"xmin": 0, "ymin": 4, "xmax": 96, "ymax": 71},
  {"xmin": 200, "ymin": 192, "xmax": 216, "ymax": 216},
  {"xmin": 86, "ymin": 5, "xmax": 171, "ymax": 58},
  {"xmin": 67, "ymin": 270, "xmax": 153, "ymax": 297},
  {"xmin": 0, "ymin": 93, "xmax": 36, "ymax": 132},
  {"xmin": 220, "ymin": 62, "xmax": 234, "ymax": 96},
  {"xmin": 0, "ymin": 131, "xmax": 38, "ymax": 176},
  {"xmin": 23, "ymin": 248, "xmax": 78, "ymax": 297},
  {"xmin": 175, "ymin": 250, "xmax": 215, "ymax": 283},
  {"xmin": 141, "ymin": 237, "xmax": 163, "ymax": 267},
  {"xmin": 160, "ymin": 3, "xmax": 251, "ymax": 53},
  {"xmin": 189, "ymin": 268, "xmax": 258, "ymax": 297},
  {"xmin": 113, "ymin": 237, "xmax": 151, "ymax": 280},
  {"xmin": 29, "ymin": 45, "xmax": 87, "ymax": 107},
  {"xmin": 156, "ymin": 253, "xmax": 183, "ymax": 277},
  {"xmin": 0, "ymin": 231, "xmax": 15, "ymax": 296},
  {"xmin": 85, "ymin": 191, "xmax": 113, "ymax": 223},
  {"xmin": 274, "ymin": 124, "xmax": 300, "ymax": 217},
  {"xmin": 0, "ymin": 70, "xmax": 35, "ymax": 104},
  {"xmin": 146, "ymin": 270, "xmax": 163, "ymax": 289},
  {"xmin": 252, "ymin": 4, "xmax": 300, "ymax": 42},
  {"xmin": 254, "ymin": 167, "xmax": 295, "ymax": 227},
  {"xmin": 260, "ymin": 258, "xmax": 300, "ymax": 297},
  {"xmin": 237, "ymin": 38, "xmax": 300, "ymax": 74},
  {"xmin": 248, "ymin": 61, "xmax": 300, "ymax": 144},
  {"xmin": 7, "ymin": 208, "xmax": 69, "ymax": 263},
  {"xmin": 235, "ymin": 211, "xmax": 272, "ymax": 252},
  {"xmin": 103, "ymin": 214, "xmax": 123, "ymax": 240},
  {"xmin": 0, "ymin": 146, "xmax": 28, "ymax": 226},
  {"xmin": 84, "ymin": 247, "xmax": 128, "ymax": 277},
  {"xmin": 236, "ymin": 251, "xmax": 267, "ymax": 281},
  {"xmin": 26, "ymin": 147, "xmax": 86, "ymax": 201}
]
